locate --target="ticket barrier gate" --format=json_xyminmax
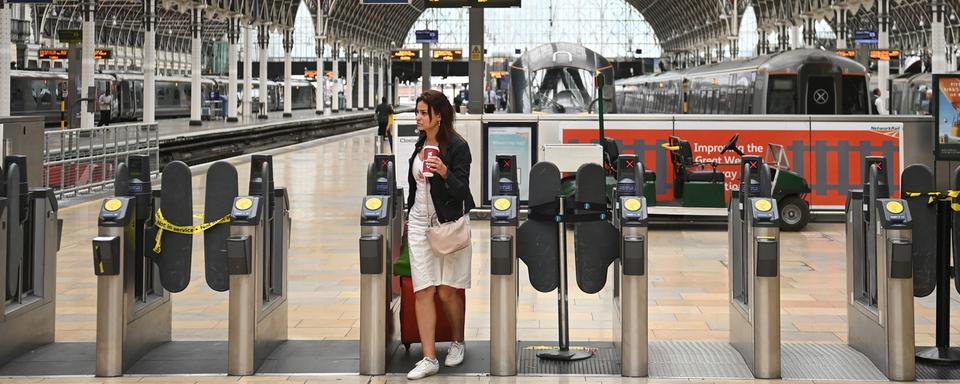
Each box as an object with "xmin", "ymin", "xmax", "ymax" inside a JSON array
[
  {"xmin": 845, "ymin": 156, "xmax": 914, "ymax": 381},
  {"xmin": 489, "ymin": 155, "xmax": 519, "ymax": 376},
  {"xmin": 93, "ymin": 155, "xmax": 170, "ymax": 377},
  {"xmin": 0, "ymin": 155, "xmax": 61, "ymax": 367},
  {"xmin": 359, "ymin": 154, "xmax": 404, "ymax": 375},
  {"xmin": 223, "ymin": 155, "xmax": 291, "ymax": 375},
  {"xmin": 611, "ymin": 154, "xmax": 649, "ymax": 378},
  {"xmin": 728, "ymin": 155, "xmax": 780, "ymax": 379},
  {"xmin": 95, "ymin": 155, "xmax": 290, "ymax": 376}
]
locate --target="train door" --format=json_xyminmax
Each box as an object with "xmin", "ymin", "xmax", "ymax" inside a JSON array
[{"xmin": 805, "ymin": 76, "xmax": 836, "ymax": 114}]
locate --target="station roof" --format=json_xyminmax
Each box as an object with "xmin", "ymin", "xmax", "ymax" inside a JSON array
[{"xmin": 37, "ymin": 0, "xmax": 960, "ymax": 56}]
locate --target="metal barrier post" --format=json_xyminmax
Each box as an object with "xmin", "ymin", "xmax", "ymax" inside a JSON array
[{"xmin": 490, "ymin": 155, "xmax": 519, "ymax": 376}]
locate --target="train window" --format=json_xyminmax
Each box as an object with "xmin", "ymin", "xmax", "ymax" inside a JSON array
[
  {"xmin": 767, "ymin": 76, "xmax": 797, "ymax": 114},
  {"xmin": 841, "ymin": 76, "xmax": 868, "ymax": 115},
  {"xmin": 914, "ymin": 85, "xmax": 932, "ymax": 115}
]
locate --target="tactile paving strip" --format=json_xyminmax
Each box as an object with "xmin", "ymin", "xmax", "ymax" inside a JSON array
[
  {"xmin": 649, "ymin": 340, "xmax": 753, "ymax": 378},
  {"xmin": 518, "ymin": 342, "xmax": 620, "ymax": 375},
  {"xmin": 782, "ymin": 343, "xmax": 886, "ymax": 380}
]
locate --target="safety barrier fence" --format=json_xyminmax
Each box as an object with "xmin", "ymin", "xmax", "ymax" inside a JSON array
[{"xmin": 42, "ymin": 122, "xmax": 159, "ymax": 200}]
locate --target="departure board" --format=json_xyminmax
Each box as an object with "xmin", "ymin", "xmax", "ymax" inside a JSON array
[{"xmin": 424, "ymin": 0, "xmax": 520, "ymax": 7}]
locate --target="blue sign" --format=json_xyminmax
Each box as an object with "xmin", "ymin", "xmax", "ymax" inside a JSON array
[
  {"xmin": 415, "ymin": 30, "xmax": 438, "ymax": 44},
  {"xmin": 854, "ymin": 30, "xmax": 878, "ymax": 44}
]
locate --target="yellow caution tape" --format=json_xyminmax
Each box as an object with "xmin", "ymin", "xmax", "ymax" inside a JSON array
[
  {"xmin": 904, "ymin": 191, "xmax": 943, "ymax": 205},
  {"xmin": 152, "ymin": 209, "xmax": 231, "ymax": 254}
]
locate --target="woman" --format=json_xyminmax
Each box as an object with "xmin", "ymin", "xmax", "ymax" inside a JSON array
[{"xmin": 405, "ymin": 89, "xmax": 476, "ymax": 380}]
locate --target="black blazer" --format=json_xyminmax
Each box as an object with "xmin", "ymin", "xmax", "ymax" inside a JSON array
[{"xmin": 407, "ymin": 134, "xmax": 476, "ymax": 223}]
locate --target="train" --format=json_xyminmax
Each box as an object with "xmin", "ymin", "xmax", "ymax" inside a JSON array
[
  {"xmin": 615, "ymin": 49, "xmax": 872, "ymax": 115},
  {"xmin": 508, "ymin": 42, "xmax": 616, "ymax": 114},
  {"xmin": 8, "ymin": 69, "xmax": 317, "ymax": 126},
  {"xmin": 889, "ymin": 72, "xmax": 932, "ymax": 115}
]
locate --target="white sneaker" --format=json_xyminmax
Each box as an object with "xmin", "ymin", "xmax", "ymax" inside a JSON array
[
  {"xmin": 444, "ymin": 341, "xmax": 465, "ymax": 367},
  {"xmin": 407, "ymin": 357, "xmax": 439, "ymax": 380}
]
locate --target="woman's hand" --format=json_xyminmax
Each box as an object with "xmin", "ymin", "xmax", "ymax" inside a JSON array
[{"xmin": 427, "ymin": 155, "xmax": 448, "ymax": 179}]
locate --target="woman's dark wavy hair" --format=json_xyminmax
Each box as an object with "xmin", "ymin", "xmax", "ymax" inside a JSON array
[{"xmin": 416, "ymin": 89, "xmax": 460, "ymax": 152}]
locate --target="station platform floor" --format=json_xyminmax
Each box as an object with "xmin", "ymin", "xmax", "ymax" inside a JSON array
[{"xmin": 14, "ymin": 127, "xmax": 960, "ymax": 383}]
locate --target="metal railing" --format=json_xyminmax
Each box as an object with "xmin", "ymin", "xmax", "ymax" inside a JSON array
[{"xmin": 43, "ymin": 122, "xmax": 159, "ymax": 200}]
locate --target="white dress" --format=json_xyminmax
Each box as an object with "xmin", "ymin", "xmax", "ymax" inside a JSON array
[{"xmin": 408, "ymin": 151, "xmax": 473, "ymax": 293}]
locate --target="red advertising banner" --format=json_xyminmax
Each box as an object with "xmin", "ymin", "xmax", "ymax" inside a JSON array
[{"xmin": 562, "ymin": 121, "xmax": 902, "ymax": 208}]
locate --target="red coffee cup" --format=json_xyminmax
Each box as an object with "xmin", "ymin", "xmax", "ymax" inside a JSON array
[{"xmin": 422, "ymin": 145, "xmax": 439, "ymax": 177}]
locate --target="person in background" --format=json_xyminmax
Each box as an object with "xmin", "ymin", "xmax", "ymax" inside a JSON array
[
  {"xmin": 872, "ymin": 88, "xmax": 888, "ymax": 115},
  {"xmin": 97, "ymin": 88, "xmax": 113, "ymax": 127},
  {"xmin": 375, "ymin": 97, "xmax": 395, "ymax": 151}
]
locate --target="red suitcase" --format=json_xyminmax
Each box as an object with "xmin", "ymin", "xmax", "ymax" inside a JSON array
[{"xmin": 399, "ymin": 276, "xmax": 465, "ymax": 350}]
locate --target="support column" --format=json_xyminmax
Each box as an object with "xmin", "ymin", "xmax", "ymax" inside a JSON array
[
  {"xmin": 757, "ymin": 29, "xmax": 767, "ymax": 55},
  {"xmin": 730, "ymin": 40, "xmax": 738, "ymax": 59},
  {"xmin": 932, "ymin": 0, "xmax": 947, "ymax": 74},
  {"xmin": 388, "ymin": 59, "xmax": 394, "ymax": 106},
  {"xmin": 346, "ymin": 45, "xmax": 353, "ymax": 111},
  {"xmin": 367, "ymin": 51, "xmax": 374, "ymax": 109},
  {"xmin": 332, "ymin": 43, "xmax": 340, "ymax": 112},
  {"xmin": 243, "ymin": 26, "xmax": 253, "ymax": 119},
  {"xmin": 227, "ymin": 17, "xmax": 240, "ymax": 122},
  {"xmin": 81, "ymin": 0, "xmax": 95, "ymax": 129},
  {"xmin": 790, "ymin": 25, "xmax": 802, "ymax": 49},
  {"xmin": 283, "ymin": 29, "xmax": 293, "ymax": 118},
  {"xmin": 0, "ymin": 0, "xmax": 11, "ymax": 117},
  {"xmin": 835, "ymin": 9, "xmax": 848, "ymax": 49},
  {"xmin": 143, "ymin": 0, "xmax": 157, "ymax": 123},
  {"xmin": 421, "ymin": 42, "xmax": 432, "ymax": 91},
  {"xmin": 804, "ymin": 18, "xmax": 816, "ymax": 48},
  {"xmin": 257, "ymin": 24, "xmax": 269, "ymax": 119},
  {"xmin": 315, "ymin": 40, "xmax": 325, "ymax": 115},
  {"xmin": 189, "ymin": 7, "xmax": 202, "ymax": 126},
  {"xmin": 779, "ymin": 25, "xmax": 789, "ymax": 51},
  {"xmin": 878, "ymin": 0, "xmax": 890, "ymax": 114},
  {"xmin": 467, "ymin": 7, "xmax": 484, "ymax": 114},
  {"xmin": 357, "ymin": 48, "xmax": 365, "ymax": 110}
]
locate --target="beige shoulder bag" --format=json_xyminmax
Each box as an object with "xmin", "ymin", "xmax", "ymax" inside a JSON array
[{"xmin": 425, "ymin": 183, "xmax": 471, "ymax": 256}]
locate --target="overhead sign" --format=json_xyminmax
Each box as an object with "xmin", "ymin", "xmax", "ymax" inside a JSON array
[
  {"xmin": 854, "ymin": 30, "xmax": 878, "ymax": 44},
  {"xmin": 424, "ymin": 0, "xmax": 521, "ymax": 7},
  {"xmin": 415, "ymin": 30, "xmax": 438, "ymax": 44},
  {"xmin": 58, "ymin": 30, "xmax": 82, "ymax": 43},
  {"xmin": 432, "ymin": 49, "xmax": 462, "ymax": 61},
  {"xmin": 490, "ymin": 70, "xmax": 508, "ymax": 78},
  {"xmin": 39, "ymin": 48, "xmax": 112, "ymax": 60},
  {"xmin": 391, "ymin": 49, "xmax": 419, "ymax": 61},
  {"xmin": 834, "ymin": 50, "xmax": 856, "ymax": 58},
  {"xmin": 38, "ymin": 49, "xmax": 69, "ymax": 60},
  {"xmin": 869, "ymin": 50, "xmax": 900, "ymax": 61}
]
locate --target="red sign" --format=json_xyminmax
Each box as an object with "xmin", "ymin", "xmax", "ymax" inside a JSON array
[{"xmin": 562, "ymin": 121, "xmax": 902, "ymax": 207}]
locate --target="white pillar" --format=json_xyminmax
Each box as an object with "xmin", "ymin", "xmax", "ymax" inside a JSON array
[
  {"xmin": 258, "ymin": 24, "xmax": 269, "ymax": 119},
  {"xmin": 227, "ymin": 17, "xmax": 240, "ymax": 122},
  {"xmin": 932, "ymin": 1, "xmax": 947, "ymax": 74},
  {"xmin": 835, "ymin": 9, "xmax": 847, "ymax": 49},
  {"xmin": 243, "ymin": 26, "xmax": 253, "ymax": 119},
  {"xmin": 143, "ymin": 0, "xmax": 157, "ymax": 123},
  {"xmin": 189, "ymin": 7, "xmax": 202, "ymax": 126},
  {"xmin": 358, "ymin": 48, "xmax": 365, "ymax": 110},
  {"xmin": 332, "ymin": 44, "xmax": 340, "ymax": 112},
  {"xmin": 379, "ymin": 55, "xmax": 385, "ymax": 106},
  {"xmin": 283, "ymin": 29, "xmax": 292, "ymax": 118},
  {"xmin": 346, "ymin": 45, "xmax": 353, "ymax": 111},
  {"xmin": 367, "ymin": 51, "xmax": 374, "ymax": 108},
  {"xmin": 0, "ymin": 1, "xmax": 12, "ymax": 116},
  {"xmin": 790, "ymin": 25, "xmax": 802, "ymax": 49},
  {"xmin": 878, "ymin": 0, "xmax": 890, "ymax": 114},
  {"xmin": 81, "ymin": 0, "xmax": 95, "ymax": 129},
  {"xmin": 315, "ymin": 40, "xmax": 325, "ymax": 115}
]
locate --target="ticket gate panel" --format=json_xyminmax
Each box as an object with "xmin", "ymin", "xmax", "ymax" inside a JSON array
[{"xmin": 620, "ymin": 224, "xmax": 648, "ymax": 378}]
